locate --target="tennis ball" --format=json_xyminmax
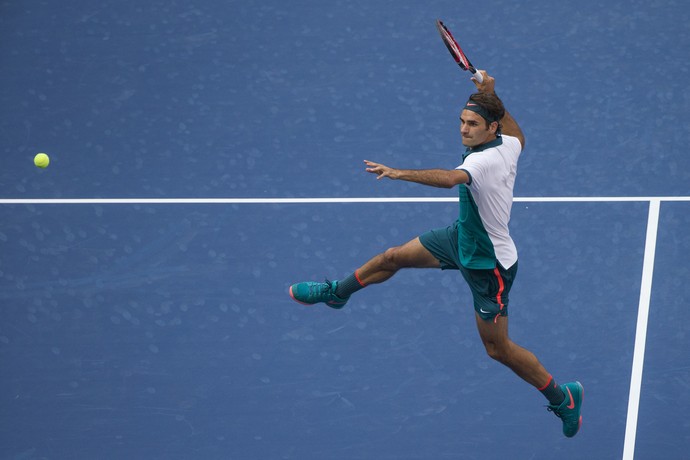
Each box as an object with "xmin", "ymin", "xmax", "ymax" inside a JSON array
[{"xmin": 34, "ymin": 153, "xmax": 50, "ymax": 169}]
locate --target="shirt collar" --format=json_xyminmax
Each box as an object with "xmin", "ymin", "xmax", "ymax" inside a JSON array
[{"xmin": 463, "ymin": 136, "xmax": 503, "ymax": 158}]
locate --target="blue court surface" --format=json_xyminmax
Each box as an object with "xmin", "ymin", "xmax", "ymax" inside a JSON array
[{"xmin": 1, "ymin": 1, "xmax": 689, "ymax": 459}]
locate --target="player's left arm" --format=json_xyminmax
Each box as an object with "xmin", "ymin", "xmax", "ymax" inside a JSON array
[
  {"xmin": 364, "ymin": 160, "xmax": 469, "ymax": 188},
  {"xmin": 473, "ymin": 70, "xmax": 526, "ymax": 149}
]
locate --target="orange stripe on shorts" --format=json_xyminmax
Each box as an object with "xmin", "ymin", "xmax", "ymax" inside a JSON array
[{"xmin": 492, "ymin": 267, "xmax": 506, "ymax": 323}]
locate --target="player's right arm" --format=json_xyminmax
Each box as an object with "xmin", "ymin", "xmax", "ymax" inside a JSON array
[
  {"xmin": 473, "ymin": 70, "xmax": 526, "ymax": 149},
  {"xmin": 364, "ymin": 160, "xmax": 469, "ymax": 188}
]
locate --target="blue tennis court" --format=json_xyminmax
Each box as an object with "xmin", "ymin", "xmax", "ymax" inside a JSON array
[{"xmin": 2, "ymin": 1, "xmax": 689, "ymax": 459}]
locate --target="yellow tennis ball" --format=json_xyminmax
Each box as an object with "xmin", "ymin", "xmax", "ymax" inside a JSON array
[{"xmin": 34, "ymin": 153, "xmax": 50, "ymax": 168}]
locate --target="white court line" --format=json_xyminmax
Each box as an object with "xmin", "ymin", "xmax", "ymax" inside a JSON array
[
  {"xmin": 0, "ymin": 194, "xmax": 682, "ymax": 459},
  {"xmin": 0, "ymin": 196, "xmax": 689, "ymax": 204},
  {"xmin": 622, "ymin": 199, "xmax": 660, "ymax": 460}
]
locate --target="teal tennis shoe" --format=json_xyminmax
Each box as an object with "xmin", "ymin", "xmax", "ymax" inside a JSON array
[
  {"xmin": 289, "ymin": 280, "xmax": 349, "ymax": 309},
  {"xmin": 547, "ymin": 381, "xmax": 584, "ymax": 437}
]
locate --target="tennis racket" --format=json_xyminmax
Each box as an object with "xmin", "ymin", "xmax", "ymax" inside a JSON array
[{"xmin": 435, "ymin": 19, "xmax": 483, "ymax": 84}]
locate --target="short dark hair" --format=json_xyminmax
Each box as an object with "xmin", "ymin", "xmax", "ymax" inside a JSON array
[{"xmin": 467, "ymin": 92, "xmax": 505, "ymax": 133}]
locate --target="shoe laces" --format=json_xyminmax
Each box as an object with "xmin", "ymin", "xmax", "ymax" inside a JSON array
[
  {"xmin": 546, "ymin": 404, "xmax": 577, "ymax": 423},
  {"xmin": 310, "ymin": 279, "xmax": 334, "ymax": 295},
  {"xmin": 546, "ymin": 406, "xmax": 563, "ymax": 418}
]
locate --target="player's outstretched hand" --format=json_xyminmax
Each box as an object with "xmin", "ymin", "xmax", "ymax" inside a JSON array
[
  {"xmin": 472, "ymin": 70, "xmax": 495, "ymax": 94},
  {"xmin": 364, "ymin": 160, "xmax": 398, "ymax": 180}
]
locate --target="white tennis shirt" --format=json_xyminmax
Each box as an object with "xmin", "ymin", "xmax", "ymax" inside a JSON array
[{"xmin": 455, "ymin": 135, "xmax": 521, "ymax": 270}]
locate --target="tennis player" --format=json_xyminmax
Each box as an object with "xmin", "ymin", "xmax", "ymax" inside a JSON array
[{"xmin": 289, "ymin": 70, "xmax": 583, "ymax": 437}]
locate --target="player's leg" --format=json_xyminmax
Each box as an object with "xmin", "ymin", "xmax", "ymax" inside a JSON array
[
  {"xmin": 474, "ymin": 313, "xmax": 551, "ymax": 388},
  {"xmin": 475, "ymin": 314, "xmax": 584, "ymax": 437},
  {"xmin": 289, "ymin": 236, "xmax": 440, "ymax": 308},
  {"xmin": 353, "ymin": 236, "xmax": 441, "ymax": 286},
  {"xmin": 464, "ymin": 261, "xmax": 584, "ymax": 437}
]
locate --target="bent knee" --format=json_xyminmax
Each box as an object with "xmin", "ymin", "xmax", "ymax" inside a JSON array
[
  {"xmin": 378, "ymin": 240, "xmax": 439, "ymax": 270},
  {"xmin": 483, "ymin": 341, "xmax": 511, "ymax": 363},
  {"xmin": 381, "ymin": 246, "xmax": 404, "ymax": 268}
]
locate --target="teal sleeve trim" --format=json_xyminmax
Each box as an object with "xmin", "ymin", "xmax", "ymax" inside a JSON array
[{"xmin": 459, "ymin": 168, "xmax": 472, "ymax": 186}]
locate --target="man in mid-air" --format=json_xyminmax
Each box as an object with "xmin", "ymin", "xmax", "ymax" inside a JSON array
[{"xmin": 289, "ymin": 70, "xmax": 583, "ymax": 437}]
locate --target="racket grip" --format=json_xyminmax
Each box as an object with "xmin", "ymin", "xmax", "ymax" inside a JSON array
[{"xmin": 471, "ymin": 70, "xmax": 484, "ymax": 84}]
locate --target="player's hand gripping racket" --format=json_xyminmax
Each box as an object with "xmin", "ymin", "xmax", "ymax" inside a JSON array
[{"xmin": 435, "ymin": 19, "xmax": 483, "ymax": 83}]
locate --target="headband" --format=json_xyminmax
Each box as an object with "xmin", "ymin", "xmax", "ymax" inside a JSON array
[{"xmin": 463, "ymin": 101, "xmax": 500, "ymax": 123}]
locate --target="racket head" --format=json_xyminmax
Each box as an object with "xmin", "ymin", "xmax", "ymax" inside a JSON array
[{"xmin": 435, "ymin": 20, "xmax": 479, "ymax": 77}]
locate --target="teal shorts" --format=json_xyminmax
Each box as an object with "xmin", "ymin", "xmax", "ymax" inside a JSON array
[{"xmin": 419, "ymin": 223, "xmax": 518, "ymax": 321}]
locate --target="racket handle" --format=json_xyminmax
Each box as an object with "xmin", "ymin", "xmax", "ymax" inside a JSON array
[{"xmin": 471, "ymin": 69, "xmax": 484, "ymax": 84}]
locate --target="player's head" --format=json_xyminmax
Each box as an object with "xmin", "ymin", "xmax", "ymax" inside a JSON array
[
  {"xmin": 461, "ymin": 92, "xmax": 504, "ymax": 134},
  {"xmin": 460, "ymin": 92, "xmax": 505, "ymax": 147}
]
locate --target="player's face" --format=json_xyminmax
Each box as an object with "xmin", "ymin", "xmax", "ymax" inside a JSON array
[{"xmin": 460, "ymin": 110, "xmax": 496, "ymax": 148}]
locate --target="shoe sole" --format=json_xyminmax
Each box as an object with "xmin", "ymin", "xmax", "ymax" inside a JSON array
[
  {"xmin": 568, "ymin": 381, "xmax": 584, "ymax": 438},
  {"xmin": 577, "ymin": 381, "xmax": 584, "ymax": 434}
]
